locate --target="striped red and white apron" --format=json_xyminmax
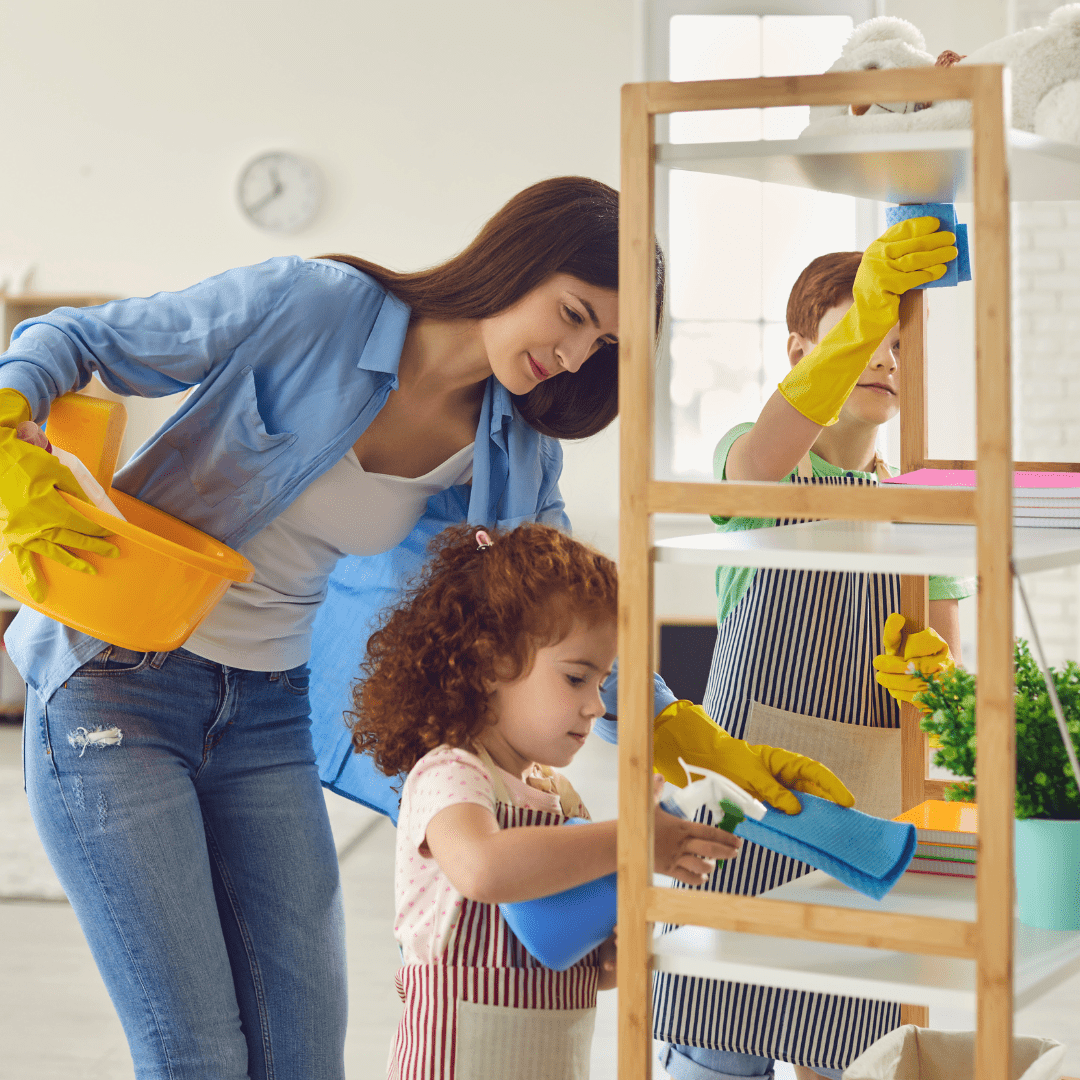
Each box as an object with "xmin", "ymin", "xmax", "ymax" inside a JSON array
[
  {"xmin": 653, "ymin": 462, "xmax": 904, "ymax": 1073},
  {"xmin": 388, "ymin": 758, "xmax": 601, "ymax": 1080}
]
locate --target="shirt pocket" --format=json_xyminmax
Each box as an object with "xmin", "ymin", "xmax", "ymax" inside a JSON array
[{"xmin": 162, "ymin": 365, "xmax": 296, "ymax": 508}]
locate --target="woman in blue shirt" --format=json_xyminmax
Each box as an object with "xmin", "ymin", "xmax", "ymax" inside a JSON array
[
  {"xmin": 0, "ymin": 176, "xmax": 650, "ymax": 1080},
  {"xmin": 0, "ymin": 175, "xmax": 843, "ymax": 1080}
]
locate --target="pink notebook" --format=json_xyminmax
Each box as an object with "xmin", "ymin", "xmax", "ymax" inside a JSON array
[{"xmin": 883, "ymin": 469, "xmax": 1080, "ymax": 489}]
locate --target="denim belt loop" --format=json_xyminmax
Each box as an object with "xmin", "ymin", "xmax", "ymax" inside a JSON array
[{"xmin": 150, "ymin": 651, "xmax": 170, "ymax": 670}]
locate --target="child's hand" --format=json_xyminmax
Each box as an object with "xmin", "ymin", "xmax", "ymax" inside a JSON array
[
  {"xmin": 777, "ymin": 217, "xmax": 956, "ymax": 428},
  {"xmin": 873, "ymin": 611, "xmax": 955, "ymax": 710},
  {"xmin": 597, "ymin": 928, "xmax": 617, "ymax": 991},
  {"xmin": 853, "ymin": 217, "xmax": 957, "ymax": 320},
  {"xmin": 653, "ymin": 775, "xmax": 740, "ymax": 885}
]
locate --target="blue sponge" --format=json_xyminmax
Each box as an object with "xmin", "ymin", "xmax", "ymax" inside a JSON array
[{"xmin": 885, "ymin": 203, "xmax": 971, "ymax": 288}]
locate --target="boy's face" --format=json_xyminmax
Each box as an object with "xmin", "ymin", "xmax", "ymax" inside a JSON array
[{"xmin": 787, "ymin": 300, "xmax": 901, "ymax": 427}]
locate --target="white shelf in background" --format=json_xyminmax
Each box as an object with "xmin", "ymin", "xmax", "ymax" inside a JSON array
[
  {"xmin": 656, "ymin": 128, "xmax": 1080, "ymax": 203},
  {"xmin": 653, "ymin": 521, "xmax": 1080, "ymax": 577},
  {"xmin": 651, "ymin": 871, "xmax": 1080, "ymax": 1011}
]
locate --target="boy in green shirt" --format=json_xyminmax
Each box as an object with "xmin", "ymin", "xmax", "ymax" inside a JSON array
[
  {"xmin": 656, "ymin": 221, "xmax": 968, "ymax": 1080},
  {"xmin": 715, "ymin": 246, "xmax": 972, "ymax": 646}
]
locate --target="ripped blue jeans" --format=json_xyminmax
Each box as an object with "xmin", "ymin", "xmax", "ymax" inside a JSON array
[{"xmin": 23, "ymin": 646, "xmax": 347, "ymax": 1080}]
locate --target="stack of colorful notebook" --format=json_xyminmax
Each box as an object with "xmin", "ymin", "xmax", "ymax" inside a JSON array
[
  {"xmin": 882, "ymin": 469, "xmax": 1080, "ymax": 528},
  {"xmin": 893, "ymin": 799, "xmax": 978, "ymax": 878}
]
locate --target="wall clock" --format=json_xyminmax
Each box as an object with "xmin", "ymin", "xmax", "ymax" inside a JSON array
[{"xmin": 237, "ymin": 151, "xmax": 323, "ymax": 233}]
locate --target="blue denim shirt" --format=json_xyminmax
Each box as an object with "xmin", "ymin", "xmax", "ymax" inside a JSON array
[{"xmin": 0, "ymin": 254, "xmax": 671, "ymax": 817}]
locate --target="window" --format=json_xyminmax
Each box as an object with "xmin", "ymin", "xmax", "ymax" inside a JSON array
[{"xmin": 652, "ymin": 7, "xmax": 874, "ymax": 478}]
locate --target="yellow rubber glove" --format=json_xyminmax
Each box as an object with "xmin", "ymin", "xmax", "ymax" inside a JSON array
[
  {"xmin": 778, "ymin": 217, "xmax": 957, "ymax": 426},
  {"xmin": 0, "ymin": 388, "xmax": 119, "ymax": 602},
  {"xmin": 653, "ymin": 699, "xmax": 855, "ymax": 815},
  {"xmin": 873, "ymin": 612, "xmax": 955, "ymax": 710}
]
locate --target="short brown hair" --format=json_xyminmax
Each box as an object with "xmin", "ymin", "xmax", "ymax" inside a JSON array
[
  {"xmin": 321, "ymin": 176, "xmax": 666, "ymax": 440},
  {"xmin": 349, "ymin": 523, "xmax": 618, "ymax": 778},
  {"xmin": 786, "ymin": 251, "xmax": 862, "ymax": 340}
]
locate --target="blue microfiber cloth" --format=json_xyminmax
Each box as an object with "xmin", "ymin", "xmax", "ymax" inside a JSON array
[
  {"xmin": 885, "ymin": 202, "xmax": 972, "ymax": 288},
  {"xmin": 734, "ymin": 791, "xmax": 917, "ymax": 900}
]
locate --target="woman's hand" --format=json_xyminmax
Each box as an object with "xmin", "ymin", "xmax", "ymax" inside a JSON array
[
  {"xmin": 653, "ymin": 774, "xmax": 740, "ymax": 885},
  {"xmin": 0, "ymin": 389, "xmax": 118, "ymax": 601}
]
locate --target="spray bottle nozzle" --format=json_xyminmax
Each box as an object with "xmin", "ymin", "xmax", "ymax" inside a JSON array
[{"xmin": 717, "ymin": 799, "xmax": 746, "ymax": 835}]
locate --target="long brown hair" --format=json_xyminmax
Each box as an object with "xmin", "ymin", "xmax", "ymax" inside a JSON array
[
  {"xmin": 321, "ymin": 176, "xmax": 665, "ymax": 439},
  {"xmin": 349, "ymin": 522, "xmax": 618, "ymax": 778}
]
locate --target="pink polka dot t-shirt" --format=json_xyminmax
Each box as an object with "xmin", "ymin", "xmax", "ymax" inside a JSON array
[{"xmin": 394, "ymin": 745, "xmax": 587, "ymax": 963}]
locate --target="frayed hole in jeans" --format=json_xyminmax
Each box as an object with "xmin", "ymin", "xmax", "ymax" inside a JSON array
[{"xmin": 67, "ymin": 726, "xmax": 124, "ymax": 757}]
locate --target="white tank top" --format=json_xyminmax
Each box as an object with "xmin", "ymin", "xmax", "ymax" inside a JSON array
[{"xmin": 184, "ymin": 444, "xmax": 474, "ymax": 671}]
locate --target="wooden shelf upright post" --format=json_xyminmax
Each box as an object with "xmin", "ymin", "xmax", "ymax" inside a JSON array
[
  {"xmin": 969, "ymin": 62, "xmax": 1016, "ymax": 1080},
  {"xmin": 897, "ymin": 286, "xmax": 931, "ymax": 1032},
  {"xmin": 617, "ymin": 80, "xmax": 659, "ymax": 1080},
  {"xmin": 898, "ymin": 288, "xmax": 932, "ymax": 816}
]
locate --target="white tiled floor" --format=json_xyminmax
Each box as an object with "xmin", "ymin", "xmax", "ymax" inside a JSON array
[{"xmin": 1, "ymin": 723, "xmax": 1077, "ymax": 1079}]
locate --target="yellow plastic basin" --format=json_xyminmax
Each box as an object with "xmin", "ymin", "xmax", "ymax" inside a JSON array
[{"xmin": 0, "ymin": 393, "xmax": 254, "ymax": 652}]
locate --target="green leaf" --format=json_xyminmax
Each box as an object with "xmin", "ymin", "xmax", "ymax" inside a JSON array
[{"xmin": 917, "ymin": 639, "xmax": 1080, "ymax": 820}]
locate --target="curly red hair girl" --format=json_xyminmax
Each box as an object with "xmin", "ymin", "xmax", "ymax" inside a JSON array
[{"xmin": 350, "ymin": 522, "xmax": 618, "ymax": 778}]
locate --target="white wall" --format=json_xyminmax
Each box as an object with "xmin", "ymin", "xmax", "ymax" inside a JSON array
[
  {"xmin": 884, "ymin": 0, "xmax": 1007, "ymax": 54},
  {"xmin": 0, "ymin": 2, "xmax": 632, "ymax": 293},
  {"xmin": 18, "ymin": 0, "xmax": 1069, "ymax": 648},
  {"xmin": 0, "ymin": 0, "xmax": 633, "ymax": 540}
]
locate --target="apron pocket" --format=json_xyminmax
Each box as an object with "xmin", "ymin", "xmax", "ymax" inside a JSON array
[
  {"xmin": 745, "ymin": 700, "xmax": 902, "ymax": 820},
  {"xmin": 455, "ymin": 1000, "xmax": 596, "ymax": 1080}
]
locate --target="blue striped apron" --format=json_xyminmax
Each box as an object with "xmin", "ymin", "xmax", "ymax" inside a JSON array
[{"xmin": 653, "ymin": 464, "xmax": 903, "ymax": 1073}]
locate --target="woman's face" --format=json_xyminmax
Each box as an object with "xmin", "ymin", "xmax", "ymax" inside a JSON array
[{"xmin": 479, "ymin": 273, "xmax": 619, "ymax": 396}]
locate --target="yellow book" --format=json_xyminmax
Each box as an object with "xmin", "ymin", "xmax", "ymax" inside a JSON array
[{"xmin": 893, "ymin": 799, "xmax": 978, "ymax": 847}]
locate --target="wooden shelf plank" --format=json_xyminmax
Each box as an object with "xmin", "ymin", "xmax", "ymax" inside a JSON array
[
  {"xmin": 656, "ymin": 128, "xmax": 1080, "ymax": 203},
  {"xmin": 646, "ymin": 884, "xmax": 975, "ymax": 958},
  {"xmin": 654, "ymin": 521, "xmax": 1080, "ymax": 576},
  {"xmin": 652, "ymin": 923, "xmax": 976, "ymax": 1009},
  {"xmin": 650, "ymin": 872, "xmax": 1080, "ymax": 1012},
  {"xmin": 647, "ymin": 480, "xmax": 976, "ymax": 524}
]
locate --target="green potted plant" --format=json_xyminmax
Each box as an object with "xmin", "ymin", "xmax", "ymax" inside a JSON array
[{"xmin": 917, "ymin": 640, "xmax": 1080, "ymax": 930}]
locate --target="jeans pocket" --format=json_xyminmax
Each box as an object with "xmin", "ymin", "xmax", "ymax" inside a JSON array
[
  {"xmin": 280, "ymin": 665, "xmax": 310, "ymax": 695},
  {"xmin": 71, "ymin": 646, "xmax": 151, "ymax": 677}
]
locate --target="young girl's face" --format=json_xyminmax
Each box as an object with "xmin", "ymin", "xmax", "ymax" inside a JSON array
[{"xmin": 482, "ymin": 617, "xmax": 618, "ymax": 776}]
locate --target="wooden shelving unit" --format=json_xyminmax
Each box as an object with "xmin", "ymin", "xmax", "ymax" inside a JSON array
[{"xmin": 616, "ymin": 65, "xmax": 1076, "ymax": 1079}]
